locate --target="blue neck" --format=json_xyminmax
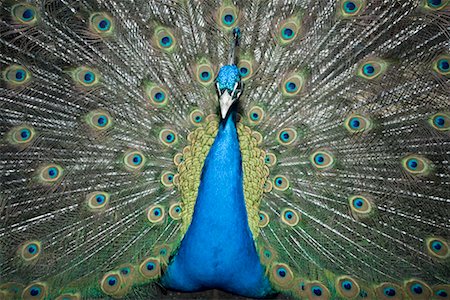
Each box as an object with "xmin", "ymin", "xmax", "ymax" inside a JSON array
[{"xmin": 162, "ymin": 112, "xmax": 272, "ymax": 297}]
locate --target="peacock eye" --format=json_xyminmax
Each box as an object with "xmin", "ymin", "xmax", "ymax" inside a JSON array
[
  {"xmin": 222, "ymin": 14, "xmax": 235, "ymax": 26},
  {"xmin": 4, "ymin": 65, "xmax": 32, "ymax": 86},
  {"xmin": 282, "ymin": 28, "xmax": 294, "ymax": 40},
  {"xmin": 200, "ymin": 71, "xmax": 211, "ymax": 81},
  {"xmin": 23, "ymin": 282, "xmax": 47, "ymax": 299},
  {"xmin": 401, "ymin": 155, "xmax": 431, "ymax": 176},
  {"xmin": 339, "ymin": 0, "xmax": 365, "ymax": 17},
  {"xmin": 433, "ymin": 55, "xmax": 450, "ymax": 75},
  {"xmin": 72, "ymin": 67, "xmax": 100, "ymax": 88},
  {"xmin": 357, "ymin": 59, "xmax": 387, "ymax": 80},
  {"xmin": 336, "ymin": 276, "xmax": 360, "ymax": 298},
  {"xmin": 271, "ymin": 263, "xmax": 294, "ymax": 288},
  {"xmin": 273, "ymin": 175, "xmax": 289, "ymax": 191},
  {"xmin": 258, "ymin": 211, "xmax": 269, "ymax": 227},
  {"xmin": 424, "ymin": 0, "xmax": 448, "ymax": 10},
  {"xmin": 20, "ymin": 241, "xmax": 42, "ymax": 261},
  {"xmin": 147, "ymin": 205, "xmax": 165, "ymax": 223},
  {"xmin": 277, "ymin": 17, "xmax": 301, "ymax": 45},
  {"xmin": 277, "ymin": 128, "xmax": 297, "ymax": 145},
  {"xmin": 86, "ymin": 110, "xmax": 112, "ymax": 130},
  {"xmin": 124, "ymin": 150, "xmax": 145, "ymax": 171},
  {"xmin": 344, "ymin": 1, "xmax": 357, "ymax": 13},
  {"xmin": 154, "ymin": 27, "xmax": 176, "ymax": 52},
  {"xmin": 12, "ymin": 4, "xmax": 38, "ymax": 25},
  {"xmin": 281, "ymin": 73, "xmax": 305, "ymax": 96},
  {"xmin": 169, "ymin": 202, "xmax": 182, "ymax": 220},
  {"xmin": 160, "ymin": 36, "xmax": 172, "ymax": 48},
  {"xmin": 39, "ymin": 164, "xmax": 63, "ymax": 183},
  {"xmin": 190, "ymin": 109, "xmax": 204, "ymax": 126},
  {"xmin": 312, "ymin": 286, "xmax": 323, "ymax": 296},
  {"xmin": 218, "ymin": 4, "xmax": 239, "ymax": 29},
  {"xmin": 281, "ymin": 208, "xmax": 300, "ymax": 226},
  {"xmin": 159, "ymin": 129, "xmax": 178, "ymax": 146},
  {"xmin": 144, "ymin": 83, "xmax": 169, "ymax": 107},
  {"xmin": 247, "ymin": 106, "xmax": 264, "ymax": 124},
  {"xmin": 139, "ymin": 257, "xmax": 161, "ymax": 278},
  {"xmin": 384, "ymin": 287, "xmax": 396, "ymax": 297},
  {"xmin": 311, "ymin": 149, "xmax": 335, "ymax": 170},
  {"xmin": 161, "ymin": 171, "xmax": 176, "ymax": 187},
  {"xmin": 89, "ymin": 13, "xmax": 114, "ymax": 35},
  {"xmin": 345, "ymin": 114, "xmax": 372, "ymax": 133},
  {"xmin": 426, "ymin": 237, "xmax": 448, "ymax": 258},
  {"xmin": 239, "ymin": 67, "xmax": 248, "ymax": 76}
]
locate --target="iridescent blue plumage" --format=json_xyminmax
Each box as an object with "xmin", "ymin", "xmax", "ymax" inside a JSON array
[
  {"xmin": 162, "ymin": 112, "xmax": 272, "ymax": 297},
  {"xmin": 217, "ymin": 65, "xmax": 240, "ymax": 93}
]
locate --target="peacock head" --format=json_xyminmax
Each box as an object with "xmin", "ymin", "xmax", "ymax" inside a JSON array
[{"xmin": 216, "ymin": 64, "xmax": 243, "ymax": 119}]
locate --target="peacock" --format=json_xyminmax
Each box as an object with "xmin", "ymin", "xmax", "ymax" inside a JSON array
[{"xmin": 0, "ymin": 0, "xmax": 449, "ymax": 299}]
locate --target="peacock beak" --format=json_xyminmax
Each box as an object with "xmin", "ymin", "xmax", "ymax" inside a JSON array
[{"xmin": 219, "ymin": 91, "xmax": 235, "ymax": 119}]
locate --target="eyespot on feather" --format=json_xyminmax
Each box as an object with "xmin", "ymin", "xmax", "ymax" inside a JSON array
[
  {"xmin": 3, "ymin": 65, "xmax": 31, "ymax": 86},
  {"xmin": 338, "ymin": 0, "xmax": 366, "ymax": 18},
  {"xmin": 432, "ymin": 284, "xmax": 450, "ymax": 299},
  {"xmin": 344, "ymin": 114, "xmax": 373, "ymax": 133},
  {"xmin": 11, "ymin": 4, "xmax": 39, "ymax": 25},
  {"xmin": 100, "ymin": 271, "xmax": 124, "ymax": 296},
  {"xmin": 71, "ymin": 66, "xmax": 100, "ymax": 88},
  {"xmin": 144, "ymin": 82, "xmax": 169, "ymax": 107},
  {"xmin": 8, "ymin": 125, "xmax": 35, "ymax": 146},
  {"xmin": 422, "ymin": 0, "xmax": 449, "ymax": 10},
  {"xmin": 22, "ymin": 282, "xmax": 48, "ymax": 300},
  {"xmin": 247, "ymin": 106, "xmax": 264, "ymax": 125},
  {"xmin": 38, "ymin": 164, "xmax": 63, "ymax": 184},
  {"xmin": 270, "ymin": 263, "xmax": 294, "ymax": 289},
  {"xmin": 310, "ymin": 149, "xmax": 335, "ymax": 170},
  {"xmin": 237, "ymin": 59, "xmax": 254, "ymax": 81},
  {"xmin": 123, "ymin": 150, "xmax": 146, "ymax": 171},
  {"xmin": 348, "ymin": 195, "xmax": 374, "ymax": 218},
  {"xmin": 86, "ymin": 110, "xmax": 112, "ymax": 130},
  {"xmin": 89, "ymin": 12, "xmax": 114, "ymax": 35},
  {"xmin": 0, "ymin": 282, "xmax": 24, "ymax": 298},
  {"xmin": 147, "ymin": 205, "xmax": 165, "ymax": 223},
  {"xmin": 273, "ymin": 175, "xmax": 289, "ymax": 191},
  {"xmin": 280, "ymin": 208, "xmax": 300, "ymax": 226},
  {"xmin": 259, "ymin": 245, "xmax": 277, "ymax": 265},
  {"xmin": 433, "ymin": 55, "xmax": 450, "ymax": 76},
  {"xmin": 87, "ymin": 191, "xmax": 110, "ymax": 211},
  {"xmin": 426, "ymin": 237, "xmax": 449, "ymax": 259},
  {"xmin": 375, "ymin": 282, "xmax": 405, "ymax": 300},
  {"xmin": 429, "ymin": 112, "xmax": 449, "ymax": 131},
  {"xmin": 159, "ymin": 129, "xmax": 178, "ymax": 146},
  {"xmin": 258, "ymin": 211, "xmax": 270, "ymax": 228},
  {"xmin": 264, "ymin": 152, "xmax": 277, "ymax": 167},
  {"xmin": 161, "ymin": 171, "xmax": 175, "ymax": 187},
  {"xmin": 139, "ymin": 257, "xmax": 161, "ymax": 279},
  {"xmin": 356, "ymin": 58, "xmax": 388, "ymax": 80},
  {"xmin": 336, "ymin": 276, "xmax": 360, "ymax": 299},
  {"xmin": 190, "ymin": 109, "xmax": 205, "ymax": 126},
  {"xmin": 153, "ymin": 26, "xmax": 176, "ymax": 52},
  {"xmin": 277, "ymin": 128, "xmax": 297, "ymax": 145},
  {"xmin": 18, "ymin": 241, "xmax": 41, "ymax": 262},
  {"xmin": 217, "ymin": 3, "xmax": 239, "ymax": 30},
  {"xmin": 276, "ymin": 16, "xmax": 302, "ymax": 45},
  {"xmin": 281, "ymin": 72, "xmax": 306, "ymax": 96},
  {"xmin": 306, "ymin": 281, "xmax": 331, "ymax": 299},
  {"xmin": 195, "ymin": 59, "xmax": 215, "ymax": 86},
  {"xmin": 404, "ymin": 279, "xmax": 432, "ymax": 300},
  {"xmin": 169, "ymin": 202, "xmax": 182, "ymax": 220},
  {"xmin": 401, "ymin": 154, "xmax": 432, "ymax": 176}
]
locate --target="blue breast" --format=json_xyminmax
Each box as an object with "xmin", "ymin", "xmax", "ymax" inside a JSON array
[{"xmin": 162, "ymin": 113, "xmax": 272, "ymax": 298}]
